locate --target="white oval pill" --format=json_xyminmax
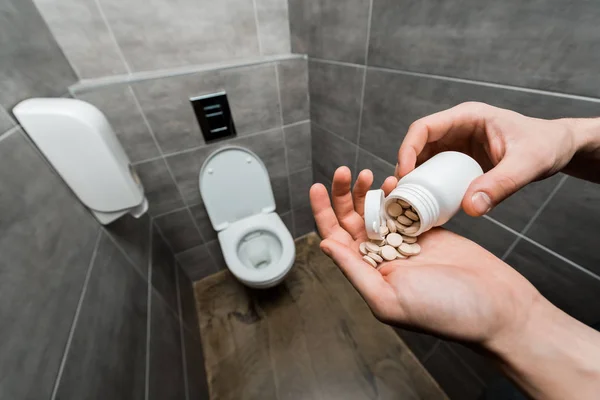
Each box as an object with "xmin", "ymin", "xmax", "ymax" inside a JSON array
[
  {"xmin": 380, "ymin": 225, "xmax": 389, "ymax": 236},
  {"xmin": 405, "ymin": 209, "xmax": 419, "ymax": 221},
  {"xmin": 387, "ymin": 202, "xmax": 404, "ymax": 217},
  {"xmin": 398, "ymin": 243, "xmax": 421, "ymax": 256},
  {"xmin": 368, "ymin": 252, "xmax": 383, "ymax": 263},
  {"xmin": 365, "ymin": 242, "xmax": 381, "ymax": 253},
  {"xmin": 381, "ymin": 245, "xmax": 398, "ymax": 261},
  {"xmin": 398, "ymin": 199, "xmax": 410, "ymax": 208},
  {"xmin": 359, "ymin": 242, "xmax": 368, "ymax": 255},
  {"xmin": 393, "ymin": 220, "xmax": 406, "ymax": 233},
  {"xmin": 386, "ymin": 233, "xmax": 403, "ymax": 247},
  {"xmin": 397, "ymin": 215, "xmax": 413, "ymax": 226},
  {"xmin": 363, "ymin": 255, "xmax": 377, "ymax": 268},
  {"xmin": 404, "ymin": 223, "xmax": 420, "ymax": 235},
  {"xmin": 386, "ymin": 218, "xmax": 397, "ymax": 233},
  {"xmin": 396, "ymin": 252, "xmax": 407, "ymax": 259},
  {"xmin": 401, "ymin": 235, "xmax": 417, "ymax": 244}
]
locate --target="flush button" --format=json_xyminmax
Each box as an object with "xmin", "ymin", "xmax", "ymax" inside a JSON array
[{"xmin": 189, "ymin": 91, "xmax": 236, "ymax": 143}]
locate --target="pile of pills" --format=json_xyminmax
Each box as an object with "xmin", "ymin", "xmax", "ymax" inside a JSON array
[{"xmin": 360, "ymin": 199, "xmax": 422, "ymax": 268}]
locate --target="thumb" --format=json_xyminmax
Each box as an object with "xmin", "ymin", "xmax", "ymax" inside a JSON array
[{"xmin": 462, "ymin": 155, "xmax": 539, "ymax": 216}]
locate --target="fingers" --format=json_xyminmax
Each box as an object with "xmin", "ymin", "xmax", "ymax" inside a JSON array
[
  {"xmin": 381, "ymin": 176, "xmax": 398, "ymax": 196},
  {"xmin": 331, "ymin": 167, "xmax": 367, "ymax": 240},
  {"xmin": 352, "ymin": 169, "xmax": 373, "ymax": 216},
  {"xmin": 397, "ymin": 102, "xmax": 492, "ymax": 178},
  {"xmin": 309, "ymin": 183, "xmax": 340, "ymax": 238}
]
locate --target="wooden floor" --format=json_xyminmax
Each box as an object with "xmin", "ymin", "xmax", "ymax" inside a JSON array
[{"xmin": 194, "ymin": 233, "xmax": 447, "ymax": 400}]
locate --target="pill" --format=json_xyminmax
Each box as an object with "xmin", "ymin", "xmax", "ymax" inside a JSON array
[
  {"xmin": 386, "ymin": 218, "xmax": 397, "ymax": 233},
  {"xmin": 398, "ymin": 199, "xmax": 411, "ymax": 208},
  {"xmin": 398, "ymin": 243, "xmax": 421, "ymax": 256},
  {"xmin": 363, "ymin": 255, "xmax": 377, "ymax": 268},
  {"xmin": 387, "ymin": 202, "xmax": 404, "ymax": 217},
  {"xmin": 380, "ymin": 225, "xmax": 389, "ymax": 236},
  {"xmin": 365, "ymin": 242, "xmax": 381, "ymax": 253},
  {"xmin": 372, "ymin": 238, "xmax": 386, "ymax": 246},
  {"xmin": 359, "ymin": 242, "xmax": 368, "ymax": 255},
  {"xmin": 368, "ymin": 252, "xmax": 383, "ymax": 263},
  {"xmin": 404, "ymin": 209, "xmax": 419, "ymax": 221},
  {"xmin": 397, "ymin": 215, "xmax": 413, "ymax": 226},
  {"xmin": 393, "ymin": 220, "xmax": 406, "ymax": 232},
  {"xmin": 386, "ymin": 232, "xmax": 403, "ymax": 247},
  {"xmin": 404, "ymin": 223, "xmax": 420, "ymax": 235},
  {"xmin": 396, "ymin": 251, "xmax": 407, "ymax": 259},
  {"xmin": 381, "ymin": 245, "xmax": 398, "ymax": 261},
  {"xmin": 401, "ymin": 235, "xmax": 417, "ymax": 244}
]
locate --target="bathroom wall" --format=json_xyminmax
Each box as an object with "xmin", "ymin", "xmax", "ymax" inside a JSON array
[
  {"xmin": 290, "ymin": 0, "xmax": 600, "ymax": 398},
  {"xmin": 0, "ymin": 1, "xmax": 206, "ymax": 398}
]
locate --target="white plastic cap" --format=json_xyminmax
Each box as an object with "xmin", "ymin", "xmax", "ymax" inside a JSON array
[{"xmin": 364, "ymin": 189, "xmax": 385, "ymax": 240}]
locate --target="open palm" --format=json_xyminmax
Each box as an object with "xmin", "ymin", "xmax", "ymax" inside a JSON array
[{"xmin": 311, "ymin": 166, "xmax": 542, "ymax": 346}]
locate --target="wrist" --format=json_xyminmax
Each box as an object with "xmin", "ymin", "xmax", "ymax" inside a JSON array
[{"xmin": 559, "ymin": 117, "xmax": 600, "ymax": 154}]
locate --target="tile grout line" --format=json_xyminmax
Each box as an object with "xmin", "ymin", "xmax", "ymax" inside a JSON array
[
  {"xmin": 445, "ymin": 344, "xmax": 488, "ymax": 387},
  {"xmin": 421, "ymin": 339, "xmax": 441, "ymax": 364},
  {"xmin": 251, "ymin": 0, "xmax": 263, "ymax": 55},
  {"xmin": 153, "ymin": 204, "xmax": 191, "ymax": 219},
  {"xmin": 174, "ymin": 266, "xmax": 191, "ymax": 400},
  {"xmin": 501, "ymin": 175, "xmax": 569, "ymax": 260},
  {"xmin": 144, "ymin": 225, "xmax": 153, "ymax": 400},
  {"xmin": 0, "ymin": 125, "xmax": 21, "ymax": 142},
  {"xmin": 353, "ymin": 0, "xmax": 374, "ymax": 175},
  {"xmin": 93, "ymin": 0, "xmax": 132, "ymax": 75},
  {"xmin": 50, "ymin": 230, "xmax": 103, "ymax": 400}
]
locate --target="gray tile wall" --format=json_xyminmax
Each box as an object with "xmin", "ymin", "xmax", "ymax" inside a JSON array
[
  {"xmin": 291, "ymin": 2, "xmax": 600, "ymax": 398},
  {"xmin": 33, "ymin": 0, "xmax": 291, "ymax": 79},
  {"xmin": 72, "ymin": 58, "xmax": 313, "ymax": 281}
]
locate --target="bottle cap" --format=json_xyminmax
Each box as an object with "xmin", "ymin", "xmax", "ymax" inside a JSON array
[{"xmin": 364, "ymin": 189, "xmax": 385, "ymax": 240}]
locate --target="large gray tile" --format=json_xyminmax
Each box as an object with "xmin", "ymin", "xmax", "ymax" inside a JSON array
[
  {"xmin": 443, "ymin": 212, "xmax": 517, "ymax": 259},
  {"xmin": 292, "ymin": 205, "xmax": 315, "ymax": 237},
  {"xmin": 284, "ymin": 122, "xmax": 311, "ymax": 173},
  {"xmin": 32, "ymin": 0, "xmax": 127, "ymax": 78},
  {"xmin": 255, "ymin": 0, "xmax": 291, "ymax": 55},
  {"xmin": 423, "ymin": 342, "xmax": 485, "ymax": 400},
  {"xmin": 76, "ymin": 85, "xmax": 160, "ymax": 162},
  {"xmin": 0, "ymin": 106, "xmax": 15, "ymax": 134},
  {"xmin": 0, "ymin": 131, "xmax": 99, "ymax": 400},
  {"xmin": 505, "ymin": 240, "xmax": 600, "ymax": 326},
  {"xmin": 309, "ymin": 61, "xmax": 364, "ymax": 142},
  {"xmin": 280, "ymin": 211, "xmax": 294, "ymax": 235},
  {"xmin": 183, "ymin": 328, "xmax": 210, "ymax": 400},
  {"xmin": 55, "ymin": 233, "xmax": 147, "ymax": 400},
  {"xmin": 176, "ymin": 264, "xmax": 200, "ymax": 336},
  {"xmin": 356, "ymin": 149, "xmax": 395, "ymax": 189},
  {"xmin": 167, "ymin": 128, "xmax": 288, "ymax": 207},
  {"xmin": 148, "ymin": 291, "xmax": 186, "ymax": 400},
  {"xmin": 176, "ymin": 244, "xmax": 219, "ymax": 281},
  {"xmin": 278, "ymin": 59, "xmax": 309, "ymax": 124},
  {"xmin": 368, "ymin": 0, "xmax": 600, "ymax": 97},
  {"xmin": 360, "ymin": 68, "xmax": 600, "ymax": 165},
  {"xmin": 99, "ymin": 0, "xmax": 259, "ymax": 72},
  {"xmin": 311, "ymin": 123, "xmax": 357, "ymax": 181},
  {"xmin": 135, "ymin": 158, "xmax": 185, "ymax": 217},
  {"xmin": 290, "ymin": 167, "xmax": 312, "ymax": 210},
  {"xmin": 393, "ymin": 328, "xmax": 438, "ymax": 362},
  {"xmin": 223, "ymin": 64, "xmax": 281, "ymax": 135},
  {"xmin": 446, "ymin": 341, "xmax": 499, "ymax": 386},
  {"xmin": 0, "ymin": 0, "xmax": 77, "ymax": 111},
  {"xmin": 272, "ymin": 175, "xmax": 291, "ymax": 214},
  {"xmin": 132, "ymin": 71, "xmax": 223, "ymax": 154},
  {"xmin": 106, "ymin": 213, "xmax": 151, "ymax": 279},
  {"xmin": 151, "ymin": 225, "xmax": 179, "ymax": 313},
  {"xmin": 288, "ymin": 0, "xmax": 371, "ymax": 63},
  {"xmin": 190, "ymin": 203, "xmax": 218, "ymax": 243},
  {"xmin": 155, "ymin": 208, "xmax": 203, "ymax": 254},
  {"xmin": 526, "ymin": 177, "xmax": 600, "ymax": 276}
]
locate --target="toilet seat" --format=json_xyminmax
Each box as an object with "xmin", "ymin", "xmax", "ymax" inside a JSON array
[{"xmin": 218, "ymin": 213, "xmax": 295, "ymax": 288}]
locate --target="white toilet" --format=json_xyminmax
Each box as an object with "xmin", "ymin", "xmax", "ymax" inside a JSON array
[{"xmin": 199, "ymin": 146, "xmax": 295, "ymax": 288}]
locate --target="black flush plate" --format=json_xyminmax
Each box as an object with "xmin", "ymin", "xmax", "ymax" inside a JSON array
[{"xmin": 190, "ymin": 91, "xmax": 237, "ymax": 143}]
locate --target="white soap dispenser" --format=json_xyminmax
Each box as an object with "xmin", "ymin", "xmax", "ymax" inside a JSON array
[{"xmin": 13, "ymin": 98, "xmax": 148, "ymax": 225}]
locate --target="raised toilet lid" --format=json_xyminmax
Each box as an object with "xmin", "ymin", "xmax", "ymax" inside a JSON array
[{"xmin": 199, "ymin": 146, "xmax": 275, "ymax": 231}]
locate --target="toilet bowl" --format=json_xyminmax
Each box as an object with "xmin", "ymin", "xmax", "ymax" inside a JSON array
[{"xmin": 199, "ymin": 146, "xmax": 295, "ymax": 288}]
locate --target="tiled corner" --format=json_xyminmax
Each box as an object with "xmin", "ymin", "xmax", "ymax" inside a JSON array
[
  {"xmin": 292, "ymin": 206, "xmax": 315, "ymax": 237},
  {"xmin": 148, "ymin": 291, "xmax": 186, "ymax": 400},
  {"xmin": 32, "ymin": 0, "xmax": 128, "ymax": 78},
  {"xmin": 288, "ymin": 0, "xmax": 371, "ymax": 64},
  {"xmin": 54, "ymin": 233, "xmax": 147, "ymax": 399},
  {"xmin": 255, "ymin": 0, "xmax": 291, "ymax": 55},
  {"xmin": 312, "ymin": 123, "xmax": 357, "ymax": 180},
  {"xmin": 98, "ymin": 0, "xmax": 259, "ymax": 72},
  {"xmin": 0, "ymin": 0, "xmax": 77, "ymax": 111},
  {"xmin": 182, "ymin": 327, "xmax": 210, "ymax": 400},
  {"xmin": 284, "ymin": 122, "xmax": 311, "ymax": 173},
  {"xmin": 176, "ymin": 244, "xmax": 219, "ymax": 281},
  {"xmin": 206, "ymin": 240, "xmax": 228, "ymax": 272},
  {"xmin": 505, "ymin": 240, "xmax": 600, "ymax": 326},
  {"xmin": 76, "ymin": 85, "xmax": 161, "ymax": 162},
  {"xmin": 525, "ymin": 177, "xmax": 600, "ymax": 276},
  {"xmin": 223, "ymin": 64, "xmax": 281, "ymax": 135},
  {"xmin": 135, "ymin": 158, "xmax": 185, "ymax": 217},
  {"xmin": 289, "ymin": 167, "xmax": 312, "ymax": 210},
  {"xmin": 277, "ymin": 59, "xmax": 309, "ymax": 125},
  {"xmin": 355, "ymin": 149, "xmax": 395, "ymax": 188},
  {"xmin": 154, "ymin": 208, "xmax": 203, "ymax": 254},
  {"xmin": 0, "ymin": 130, "xmax": 99, "ymax": 399},
  {"xmin": 368, "ymin": 0, "xmax": 600, "ymax": 97},
  {"xmin": 105, "ymin": 213, "xmax": 151, "ymax": 279},
  {"xmin": 189, "ymin": 203, "xmax": 218, "ymax": 243},
  {"xmin": 309, "ymin": 61, "xmax": 364, "ymax": 142},
  {"xmin": 151, "ymin": 225, "xmax": 179, "ymax": 313},
  {"xmin": 132, "ymin": 71, "xmax": 223, "ymax": 154},
  {"xmin": 176, "ymin": 264, "xmax": 200, "ymax": 336}
]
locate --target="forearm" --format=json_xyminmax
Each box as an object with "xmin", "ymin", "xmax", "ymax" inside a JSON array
[
  {"xmin": 486, "ymin": 298, "xmax": 600, "ymax": 400},
  {"xmin": 561, "ymin": 118, "xmax": 600, "ymax": 183}
]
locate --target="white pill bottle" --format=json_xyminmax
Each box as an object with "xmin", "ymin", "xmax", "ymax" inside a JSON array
[{"xmin": 364, "ymin": 151, "xmax": 483, "ymax": 240}]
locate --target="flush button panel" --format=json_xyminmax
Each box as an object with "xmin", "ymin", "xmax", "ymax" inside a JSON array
[{"xmin": 190, "ymin": 91, "xmax": 237, "ymax": 142}]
